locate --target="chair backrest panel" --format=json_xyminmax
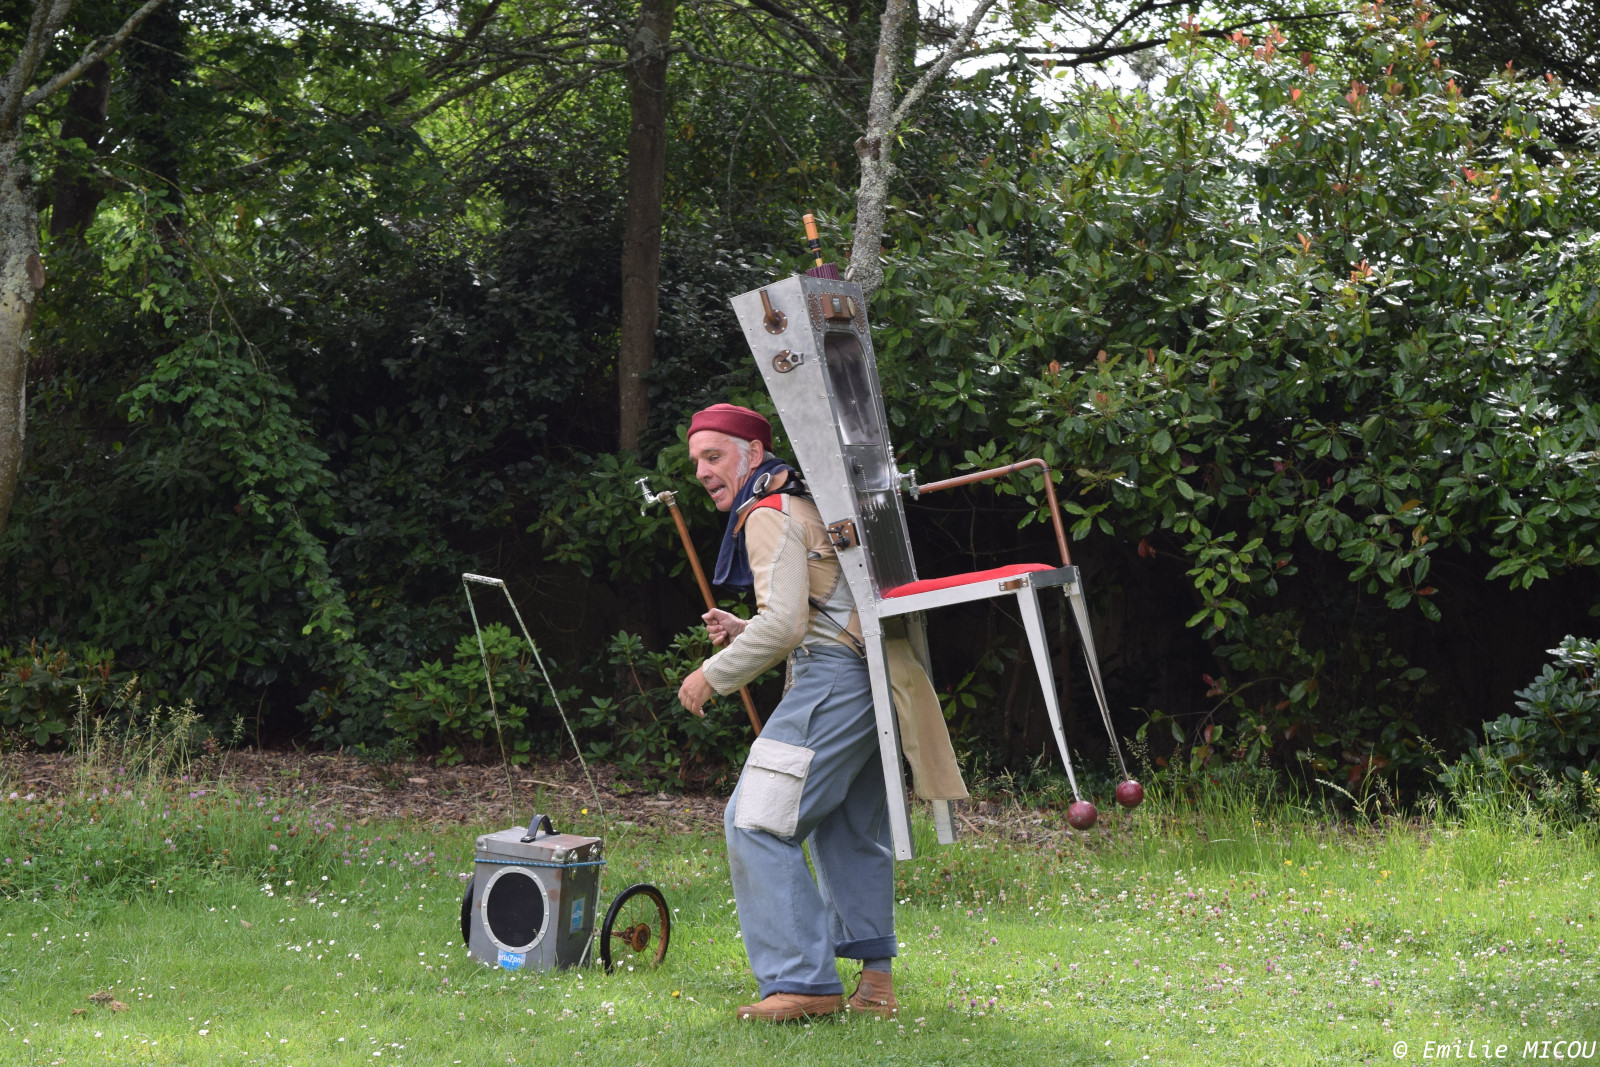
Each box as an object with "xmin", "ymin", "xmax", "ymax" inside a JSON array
[
  {"xmin": 730, "ymin": 276, "xmax": 918, "ymax": 604},
  {"xmin": 823, "ymin": 333, "xmax": 883, "ymax": 449}
]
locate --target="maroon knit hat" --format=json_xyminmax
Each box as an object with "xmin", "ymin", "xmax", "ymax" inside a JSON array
[{"xmin": 687, "ymin": 403, "xmax": 772, "ymax": 451}]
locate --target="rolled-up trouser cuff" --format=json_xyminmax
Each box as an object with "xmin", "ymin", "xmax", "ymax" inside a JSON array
[
  {"xmin": 834, "ymin": 935, "xmax": 897, "ymax": 960},
  {"xmin": 758, "ymin": 978, "xmax": 845, "ymax": 999}
]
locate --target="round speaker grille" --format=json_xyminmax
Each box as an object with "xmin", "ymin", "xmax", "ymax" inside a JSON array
[{"xmin": 484, "ymin": 868, "xmax": 547, "ymax": 952}]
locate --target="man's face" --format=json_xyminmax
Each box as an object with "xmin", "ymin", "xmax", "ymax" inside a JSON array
[{"xmin": 689, "ymin": 430, "xmax": 763, "ymax": 512}]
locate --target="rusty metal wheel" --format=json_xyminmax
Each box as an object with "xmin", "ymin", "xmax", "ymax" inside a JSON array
[{"xmin": 599, "ymin": 883, "xmax": 670, "ymax": 975}]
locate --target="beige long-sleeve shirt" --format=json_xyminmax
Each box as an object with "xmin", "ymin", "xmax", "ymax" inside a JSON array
[
  {"xmin": 700, "ymin": 495, "xmax": 860, "ymax": 695},
  {"xmin": 700, "ymin": 493, "xmax": 968, "ymax": 801}
]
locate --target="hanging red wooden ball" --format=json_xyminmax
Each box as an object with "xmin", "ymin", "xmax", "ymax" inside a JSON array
[
  {"xmin": 1066, "ymin": 800, "xmax": 1098, "ymax": 830},
  {"xmin": 1115, "ymin": 780, "xmax": 1145, "ymax": 808}
]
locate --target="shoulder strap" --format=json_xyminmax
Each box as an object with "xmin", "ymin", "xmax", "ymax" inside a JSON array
[
  {"xmin": 731, "ymin": 468, "xmax": 809, "ymax": 535},
  {"xmin": 732, "ymin": 493, "xmax": 787, "ymax": 536}
]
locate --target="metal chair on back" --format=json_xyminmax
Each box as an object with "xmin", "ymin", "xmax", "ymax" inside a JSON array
[{"xmin": 730, "ymin": 274, "xmax": 1137, "ymax": 861}]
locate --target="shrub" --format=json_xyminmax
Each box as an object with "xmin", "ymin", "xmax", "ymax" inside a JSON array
[
  {"xmin": 871, "ymin": 10, "xmax": 1600, "ymax": 779},
  {"xmin": 577, "ymin": 628, "xmax": 768, "ymax": 792},
  {"xmin": 387, "ymin": 624, "xmax": 579, "ymax": 766},
  {"xmin": 1490, "ymin": 636, "xmax": 1599, "ymax": 783},
  {"xmin": 0, "ymin": 643, "xmax": 139, "ymax": 749},
  {"xmin": 1437, "ymin": 636, "xmax": 1600, "ymax": 818},
  {"xmin": 1140, "ymin": 610, "xmax": 1435, "ymax": 787}
]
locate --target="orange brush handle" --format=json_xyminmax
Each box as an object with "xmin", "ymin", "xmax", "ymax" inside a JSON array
[{"xmin": 802, "ymin": 213, "xmax": 824, "ymax": 267}]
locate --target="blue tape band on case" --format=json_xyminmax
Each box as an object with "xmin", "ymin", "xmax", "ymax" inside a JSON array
[{"xmin": 473, "ymin": 858, "xmax": 607, "ymax": 869}]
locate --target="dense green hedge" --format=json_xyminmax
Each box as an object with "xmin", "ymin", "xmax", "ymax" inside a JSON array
[
  {"xmin": 1, "ymin": 8, "xmax": 1596, "ymax": 796},
  {"xmin": 857, "ymin": 14, "xmax": 1600, "ymax": 783}
]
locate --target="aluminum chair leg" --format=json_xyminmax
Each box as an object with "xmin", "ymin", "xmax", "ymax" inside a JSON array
[
  {"xmin": 863, "ymin": 628, "xmax": 916, "ymax": 860},
  {"xmin": 1016, "ymin": 585, "xmax": 1083, "ymax": 801}
]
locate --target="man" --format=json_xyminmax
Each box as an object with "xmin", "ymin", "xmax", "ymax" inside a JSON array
[{"xmin": 675, "ymin": 402, "xmax": 899, "ymax": 1023}]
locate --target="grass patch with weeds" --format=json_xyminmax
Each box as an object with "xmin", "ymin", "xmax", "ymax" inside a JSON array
[{"xmin": 1, "ymin": 764, "xmax": 1597, "ymax": 1066}]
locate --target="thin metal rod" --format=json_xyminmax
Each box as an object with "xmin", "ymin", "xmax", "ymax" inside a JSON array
[
  {"xmin": 661, "ymin": 493, "xmax": 763, "ymax": 736},
  {"xmin": 495, "ymin": 580, "xmax": 603, "ymax": 811},
  {"xmin": 1066, "ymin": 580, "xmax": 1132, "ymax": 781},
  {"xmin": 913, "ymin": 458, "xmax": 1072, "ymax": 566},
  {"xmin": 463, "ymin": 579, "xmax": 517, "ymax": 807}
]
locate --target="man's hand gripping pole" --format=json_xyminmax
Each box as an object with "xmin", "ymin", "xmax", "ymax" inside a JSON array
[{"xmin": 638, "ymin": 478, "xmax": 763, "ymax": 736}]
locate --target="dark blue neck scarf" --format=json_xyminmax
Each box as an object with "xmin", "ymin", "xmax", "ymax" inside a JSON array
[{"xmin": 712, "ymin": 455, "xmax": 796, "ymax": 591}]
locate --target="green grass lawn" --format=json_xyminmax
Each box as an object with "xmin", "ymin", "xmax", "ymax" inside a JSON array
[{"xmin": 2, "ymin": 772, "xmax": 1597, "ymax": 1066}]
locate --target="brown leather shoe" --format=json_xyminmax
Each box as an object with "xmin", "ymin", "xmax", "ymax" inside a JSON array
[
  {"xmin": 734, "ymin": 993, "xmax": 843, "ymax": 1022},
  {"xmin": 846, "ymin": 969, "xmax": 897, "ymax": 1018}
]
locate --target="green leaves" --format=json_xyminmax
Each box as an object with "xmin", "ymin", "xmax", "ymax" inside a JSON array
[
  {"xmin": 0, "ymin": 644, "xmax": 135, "ymax": 749},
  {"xmin": 863, "ymin": 15, "xmax": 1599, "ymax": 781},
  {"xmin": 388, "ymin": 624, "xmax": 576, "ymax": 764},
  {"xmin": 1446, "ymin": 636, "xmax": 1600, "ymax": 796},
  {"xmin": 575, "ymin": 628, "xmax": 774, "ymax": 791},
  {"xmin": 877, "ymin": 16, "xmax": 1600, "ymax": 624}
]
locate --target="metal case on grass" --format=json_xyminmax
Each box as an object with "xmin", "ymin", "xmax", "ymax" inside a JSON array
[{"xmin": 465, "ymin": 826, "xmax": 603, "ymax": 972}]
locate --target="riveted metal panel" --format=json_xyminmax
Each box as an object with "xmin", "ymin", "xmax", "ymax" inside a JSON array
[{"xmin": 730, "ymin": 277, "xmax": 917, "ymax": 603}]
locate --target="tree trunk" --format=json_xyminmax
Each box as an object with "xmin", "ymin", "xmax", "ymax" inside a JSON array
[
  {"xmin": 847, "ymin": 0, "xmax": 995, "ymax": 300},
  {"xmin": 49, "ymin": 59, "xmax": 111, "ymax": 240},
  {"xmin": 845, "ymin": 0, "xmax": 909, "ymax": 302},
  {"xmin": 0, "ymin": 144, "xmax": 42, "ymax": 539},
  {"xmin": 0, "ymin": 0, "xmax": 173, "ymax": 541},
  {"xmin": 616, "ymin": 0, "xmax": 676, "ymax": 454}
]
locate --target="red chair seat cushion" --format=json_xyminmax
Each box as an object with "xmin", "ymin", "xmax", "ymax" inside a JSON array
[{"xmin": 883, "ymin": 563, "xmax": 1056, "ymax": 599}]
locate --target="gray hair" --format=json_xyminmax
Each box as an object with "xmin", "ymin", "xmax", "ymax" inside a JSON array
[{"xmin": 733, "ymin": 438, "xmax": 753, "ymax": 484}]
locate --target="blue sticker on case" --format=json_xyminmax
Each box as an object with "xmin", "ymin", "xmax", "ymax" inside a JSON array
[
  {"xmin": 569, "ymin": 896, "xmax": 585, "ymax": 933},
  {"xmin": 497, "ymin": 949, "xmax": 523, "ymax": 970}
]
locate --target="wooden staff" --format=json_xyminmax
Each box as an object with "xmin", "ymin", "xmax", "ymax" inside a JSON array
[{"xmin": 639, "ymin": 479, "xmax": 763, "ymax": 735}]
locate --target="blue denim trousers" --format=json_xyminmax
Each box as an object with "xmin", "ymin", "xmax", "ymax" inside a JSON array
[{"xmin": 723, "ymin": 642, "xmax": 896, "ymax": 998}]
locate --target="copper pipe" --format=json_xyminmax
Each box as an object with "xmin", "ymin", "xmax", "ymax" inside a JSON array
[
  {"xmin": 913, "ymin": 458, "xmax": 1073, "ymax": 567},
  {"xmin": 660, "ymin": 492, "xmax": 763, "ymax": 735}
]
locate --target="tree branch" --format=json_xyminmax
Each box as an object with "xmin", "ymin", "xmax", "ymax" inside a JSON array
[
  {"xmin": 395, "ymin": 61, "xmax": 527, "ymax": 128},
  {"xmin": 20, "ymin": 0, "xmax": 170, "ymax": 114},
  {"xmin": 1, "ymin": 0, "xmax": 75, "ymax": 136},
  {"xmin": 888, "ymin": 0, "xmax": 1000, "ymax": 132},
  {"xmin": 427, "ymin": 0, "xmax": 507, "ymax": 77},
  {"xmin": 738, "ymin": 0, "xmax": 853, "ymax": 80},
  {"xmin": 946, "ymin": 10, "xmax": 1347, "ymax": 68},
  {"xmin": 673, "ymin": 38, "xmax": 843, "ymax": 82},
  {"xmin": 1089, "ymin": 0, "xmax": 1171, "ymax": 54},
  {"xmin": 401, "ymin": 59, "xmax": 627, "ymax": 132}
]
